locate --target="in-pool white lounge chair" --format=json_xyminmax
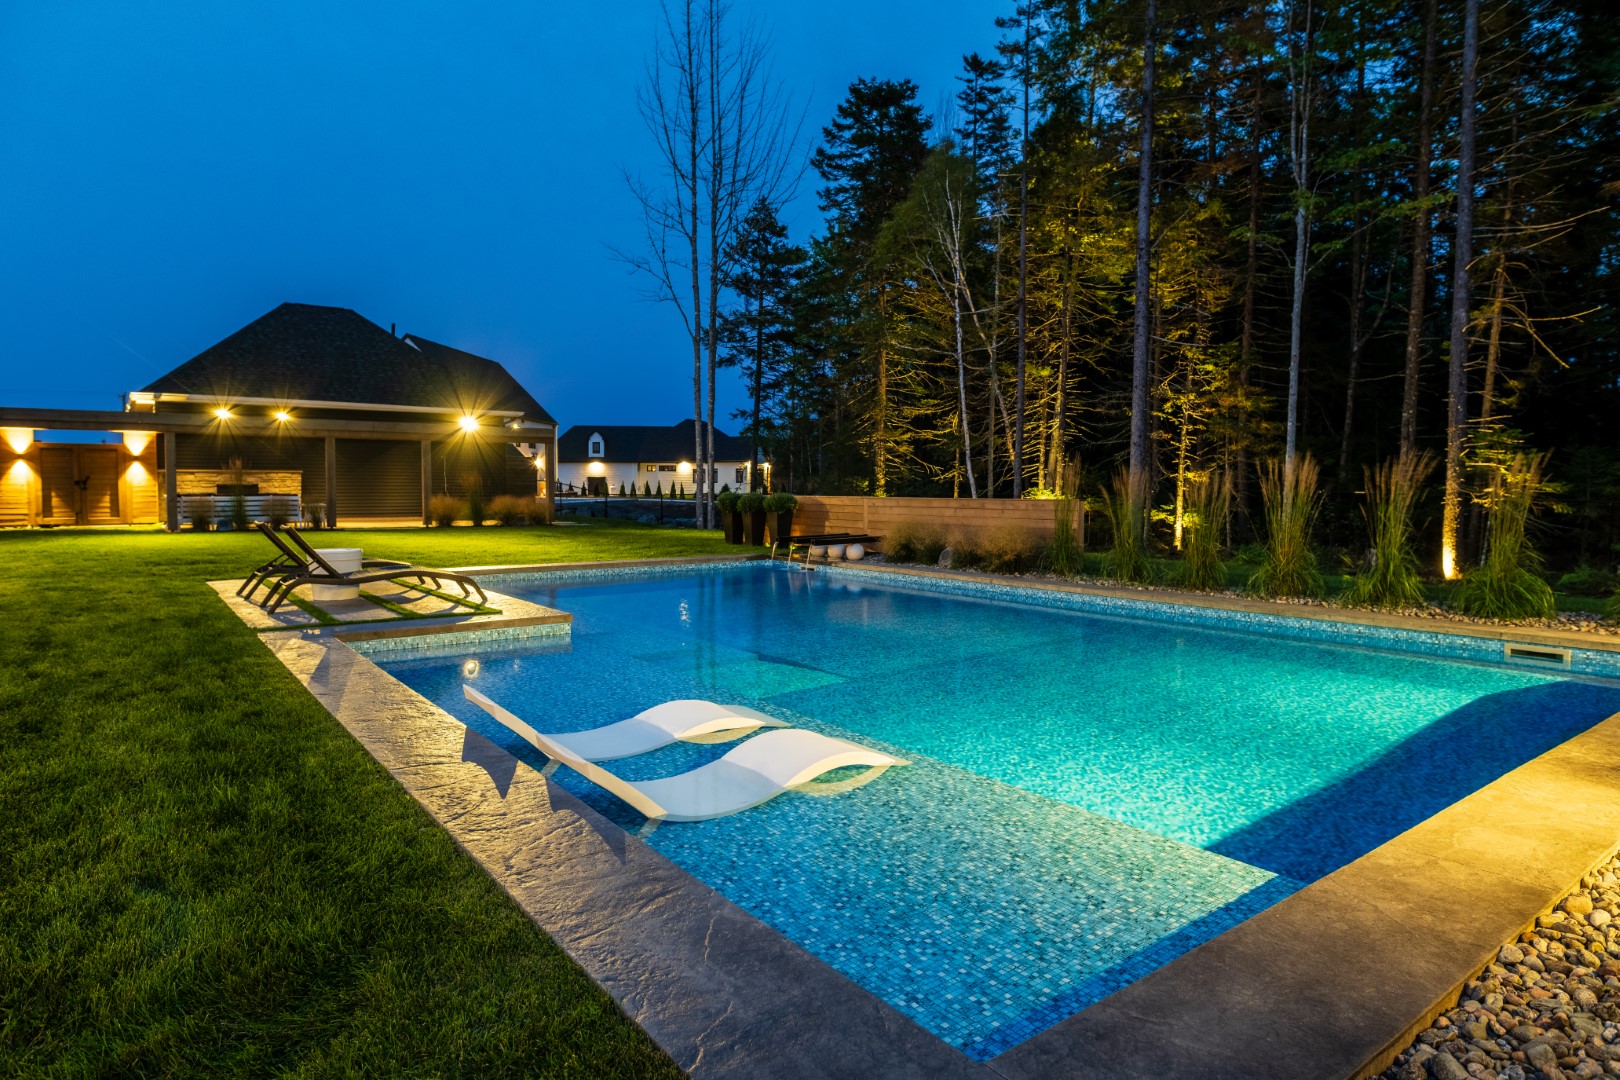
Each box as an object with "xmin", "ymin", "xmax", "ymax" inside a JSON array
[
  {"xmin": 539, "ymin": 699, "xmax": 790, "ymax": 761},
  {"xmin": 463, "ymin": 686, "xmax": 908, "ymax": 822}
]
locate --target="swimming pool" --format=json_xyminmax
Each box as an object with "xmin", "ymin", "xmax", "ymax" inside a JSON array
[{"xmin": 376, "ymin": 562, "xmax": 1620, "ymax": 1059}]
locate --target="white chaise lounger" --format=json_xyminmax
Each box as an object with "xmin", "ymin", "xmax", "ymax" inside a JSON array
[
  {"xmin": 536, "ymin": 699, "xmax": 790, "ymax": 761},
  {"xmin": 463, "ymin": 685, "xmax": 908, "ymax": 822}
]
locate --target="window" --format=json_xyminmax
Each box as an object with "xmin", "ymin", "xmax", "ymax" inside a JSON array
[
  {"xmin": 735, "ymin": 467, "xmax": 746, "ymax": 484},
  {"xmin": 587, "ymin": 433, "xmax": 604, "ymax": 458}
]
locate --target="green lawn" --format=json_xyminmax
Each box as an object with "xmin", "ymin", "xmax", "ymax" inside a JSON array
[{"xmin": 0, "ymin": 521, "xmax": 749, "ymax": 1077}]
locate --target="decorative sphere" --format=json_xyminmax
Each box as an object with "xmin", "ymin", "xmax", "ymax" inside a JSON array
[
  {"xmin": 826, "ymin": 544, "xmax": 846, "ymax": 560},
  {"xmin": 846, "ymin": 543, "xmax": 865, "ymax": 561}
]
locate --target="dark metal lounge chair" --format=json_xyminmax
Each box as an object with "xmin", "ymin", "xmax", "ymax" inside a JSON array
[
  {"xmin": 242, "ymin": 522, "xmax": 402, "ymax": 603},
  {"xmin": 250, "ymin": 523, "xmax": 489, "ymax": 613}
]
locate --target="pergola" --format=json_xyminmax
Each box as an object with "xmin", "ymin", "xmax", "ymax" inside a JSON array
[{"xmin": 0, "ymin": 405, "xmax": 556, "ymax": 531}]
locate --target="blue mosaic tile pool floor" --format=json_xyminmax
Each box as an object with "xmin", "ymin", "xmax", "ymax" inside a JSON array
[{"xmin": 378, "ymin": 563, "xmax": 1620, "ymax": 1059}]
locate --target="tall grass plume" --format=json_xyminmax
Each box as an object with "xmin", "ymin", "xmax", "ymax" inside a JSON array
[
  {"xmin": 1455, "ymin": 452, "xmax": 1556, "ymax": 620},
  {"xmin": 1100, "ymin": 468, "xmax": 1152, "ymax": 584},
  {"xmin": 1179, "ymin": 471, "xmax": 1230, "ymax": 591},
  {"xmin": 1247, "ymin": 454, "xmax": 1324, "ymax": 598},
  {"xmin": 1341, "ymin": 451, "xmax": 1436, "ymax": 610}
]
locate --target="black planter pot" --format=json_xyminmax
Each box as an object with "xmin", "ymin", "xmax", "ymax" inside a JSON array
[
  {"xmin": 765, "ymin": 510, "xmax": 793, "ymax": 547},
  {"xmin": 743, "ymin": 510, "xmax": 767, "ymax": 546},
  {"xmin": 722, "ymin": 510, "xmax": 743, "ymax": 544}
]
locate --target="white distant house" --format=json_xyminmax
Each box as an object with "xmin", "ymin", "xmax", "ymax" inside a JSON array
[{"xmin": 556, "ymin": 419, "xmax": 756, "ymax": 496}]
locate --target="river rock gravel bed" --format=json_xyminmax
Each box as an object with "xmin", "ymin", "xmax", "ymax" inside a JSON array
[{"xmin": 1382, "ymin": 856, "xmax": 1620, "ymax": 1080}]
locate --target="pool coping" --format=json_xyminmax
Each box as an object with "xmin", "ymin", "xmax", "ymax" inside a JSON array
[
  {"xmin": 832, "ymin": 558, "xmax": 1620, "ymax": 658},
  {"xmin": 258, "ymin": 624, "xmax": 992, "ymax": 1080},
  {"xmin": 256, "ymin": 555, "xmax": 1620, "ymax": 1080}
]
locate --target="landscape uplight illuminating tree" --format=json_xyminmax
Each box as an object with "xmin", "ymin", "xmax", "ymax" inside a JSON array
[{"xmin": 1441, "ymin": 0, "xmax": 1480, "ymax": 579}]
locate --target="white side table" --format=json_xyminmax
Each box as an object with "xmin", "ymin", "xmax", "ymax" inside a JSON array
[{"xmin": 311, "ymin": 547, "xmax": 363, "ymax": 601}]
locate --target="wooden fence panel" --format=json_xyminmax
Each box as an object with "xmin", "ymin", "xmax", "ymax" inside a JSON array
[{"xmin": 792, "ymin": 496, "xmax": 1080, "ymax": 544}]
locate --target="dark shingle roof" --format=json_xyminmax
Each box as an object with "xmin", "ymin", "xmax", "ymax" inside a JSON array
[
  {"xmin": 401, "ymin": 335, "xmax": 555, "ymax": 424},
  {"xmin": 141, "ymin": 302, "xmax": 552, "ymax": 424},
  {"xmin": 558, "ymin": 420, "xmax": 752, "ymax": 462}
]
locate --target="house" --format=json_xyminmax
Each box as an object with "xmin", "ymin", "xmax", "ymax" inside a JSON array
[
  {"xmin": 557, "ymin": 420, "xmax": 755, "ymax": 496},
  {"xmin": 0, "ymin": 302, "xmax": 558, "ymax": 528}
]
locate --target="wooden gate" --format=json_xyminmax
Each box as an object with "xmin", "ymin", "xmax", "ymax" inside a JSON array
[{"xmin": 36, "ymin": 445, "xmax": 122, "ymax": 525}]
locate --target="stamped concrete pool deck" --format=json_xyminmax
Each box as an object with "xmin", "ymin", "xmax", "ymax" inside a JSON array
[{"xmin": 236, "ymin": 556, "xmax": 1620, "ymax": 1080}]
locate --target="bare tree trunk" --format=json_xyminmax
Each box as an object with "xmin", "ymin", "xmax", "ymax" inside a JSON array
[
  {"xmin": 1339, "ymin": 35, "xmax": 1367, "ymax": 481},
  {"xmin": 1480, "ymin": 129, "xmax": 1516, "ymax": 425},
  {"xmin": 1284, "ymin": 0, "xmax": 1313, "ymax": 485},
  {"xmin": 1049, "ymin": 242, "xmax": 1074, "ymax": 495},
  {"xmin": 1399, "ymin": 0, "xmax": 1438, "ymax": 456},
  {"xmin": 1441, "ymin": 0, "xmax": 1479, "ymax": 579},
  {"xmin": 1236, "ymin": 76, "xmax": 1261, "ymax": 540},
  {"xmin": 1129, "ymin": 0, "xmax": 1156, "ymax": 481},
  {"xmin": 875, "ymin": 284, "xmax": 888, "ymax": 496},
  {"xmin": 1013, "ymin": 14, "xmax": 1032, "ymax": 497},
  {"xmin": 750, "ymin": 276, "xmax": 764, "ymax": 490}
]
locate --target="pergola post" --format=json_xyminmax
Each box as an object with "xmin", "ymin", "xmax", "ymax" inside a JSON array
[
  {"xmin": 324, "ymin": 436, "xmax": 337, "ymax": 528},
  {"xmin": 421, "ymin": 440, "xmax": 433, "ymax": 526},
  {"xmin": 543, "ymin": 433, "xmax": 558, "ymax": 523},
  {"xmin": 163, "ymin": 431, "xmax": 179, "ymax": 532}
]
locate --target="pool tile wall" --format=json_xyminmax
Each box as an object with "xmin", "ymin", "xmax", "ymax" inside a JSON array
[{"xmin": 812, "ymin": 563, "xmax": 1620, "ymax": 680}]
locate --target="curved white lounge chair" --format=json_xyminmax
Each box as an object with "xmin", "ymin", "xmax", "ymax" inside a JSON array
[
  {"xmin": 544, "ymin": 699, "xmax": 789, "ymax": 761},
  {"xmin": 463, "ymin": 686, "xmax": 908, "ymax": 822}
]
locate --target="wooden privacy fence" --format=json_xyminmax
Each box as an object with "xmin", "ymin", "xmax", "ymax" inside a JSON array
[{"xmin": 791, "ymin": 496, "xmax": 1083, "ymax": 544}]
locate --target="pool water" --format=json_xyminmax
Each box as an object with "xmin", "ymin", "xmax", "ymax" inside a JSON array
[{"xmin": 378, "ymin": 563, "xmax": 1620, "ymax": 1059}]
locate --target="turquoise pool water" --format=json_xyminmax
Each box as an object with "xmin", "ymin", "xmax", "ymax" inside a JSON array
[{"xmin": 378, "ymin": 562, "xmax": 1620, "ymax": 1059}]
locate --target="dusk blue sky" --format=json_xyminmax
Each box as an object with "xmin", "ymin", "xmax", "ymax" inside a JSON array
[{"xmin": 0, "ymin": 1, "xmax": 1002, "ymax": 436}]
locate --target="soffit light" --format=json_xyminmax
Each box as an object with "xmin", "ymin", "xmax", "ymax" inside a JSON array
[
  {"xmin": 213, "ymin": 407, "xmax": 233, "ymax": 420},
  {"xmin": 273, "ymin": 410, "xmax": 291, "ymax": 423},
  {"xmin": 459, "ymin": 415, "xmax": 480, "ymax": 432}
]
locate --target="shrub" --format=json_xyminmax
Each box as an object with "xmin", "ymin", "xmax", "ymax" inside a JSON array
[
  {"xmin": 979, "ymin": 524, "xmax": 1038, "ymax": 574},
  {"xmin": 1248, "ymin": 455, "xmax": 1325, "ymax": 599},
  {"xmin": 885, "ymin": 520, "xmax": 946, "ymax": 564},
  {"xmin": 265, "ymin": 495, "xmax": 294, "ymax": 529},
  {"xmin": 763, "ymin": 492, "xmax": 797, "ymax": 514},
  {"xmin": 643, "ymin": 481, "xmax": 652, "ymax": 496},
  {"xmin": 1045, "ymin": 498, "xmax": 1082, "ymax": 577},
  {"xmin": 738, "ymin": 491, "xmax": 766, "ymax": 514},
  {"xmin": 1100, "ymin": 469, "xmax": 1153, "ymax": 584},
  {"xmin": 1340, "ymin": 452, "xmax": 1435, "ymax": 610},
  {"xmin": 656, "ymin": 481, "xmax": 664, "ymax": 497},
  {"xmin": 519, "ymin": 495, "xmax": 549, "ymax": 525},
  {"xmin": 188, "ymin": 502, "xmax": 213, "ymax": 532},
  {"xmin": 944, "ymin": 526, "xmax": 983, "ymax": 569},
  {"xmin": 465, "ymin": 479, "xmax": 486, "ymax": 526},
  {"xmin": 428, "ymin": 494, "xmax": 464, "ymax": 528},
  {"xmin": 716, "ymin": 490, "xmax": 740, "ymax": 513},
  {"xmin": 1455, "ymin": 453, "xmax": 1556, "ymax": 621},
  {"xmin": 1232, "ymin": 542, "xmax": 1267, "ymax": 564},
  {"xmin": 1180, "ymin": 472, "xmax": 1231, "ymax": 592},
  {"xmin": 488, "ymin": 495, "xmax": 524, "ymax": 526},
  {"xmin": 1556, "ymin": 565, "xmax": 1619, "ymax": 598}
]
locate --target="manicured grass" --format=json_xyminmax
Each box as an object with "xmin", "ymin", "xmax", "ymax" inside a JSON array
[{"xmin": 0, "ymin": 521, "xmax": 748, "ymax": 1077}]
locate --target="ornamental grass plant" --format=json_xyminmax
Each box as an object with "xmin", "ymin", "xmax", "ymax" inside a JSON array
[
  {"xmin": 1179, "ymin": 471, "xmax": 1230, "ymax": 592},
  {"xmin": 886, "ymin": 519, "xmax": 947, "ymax": 565},
  {"xmin": 1247, "ymin": 454, "xmax": 1324, "ymax": 599},
  {"xmin": 1100, "ymin": 468, "xmax": 1153, "ymax": 584},
  {"xmin": 1341, "ymin": 451, "xmax": 1436, "ymax": 610},
  {"xmin": 428, "ymin": 494, "xmax": 464, "ymax": 528},
  {"xmin": 979, "ymin": 523, "xmax": 1038, "ymax": 573},
  {"xmin": 1456, "ymin": 452, "xmax": 1557, "ymax": 620}
]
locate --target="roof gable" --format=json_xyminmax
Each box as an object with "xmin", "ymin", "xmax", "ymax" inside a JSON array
[
  {"xmin": 140, "ymin": 302, "xmax": 552, "ymax": 423},
  {"xmin": 558, "ymin": 420, "xmax": 751, "ymax": 462}
]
